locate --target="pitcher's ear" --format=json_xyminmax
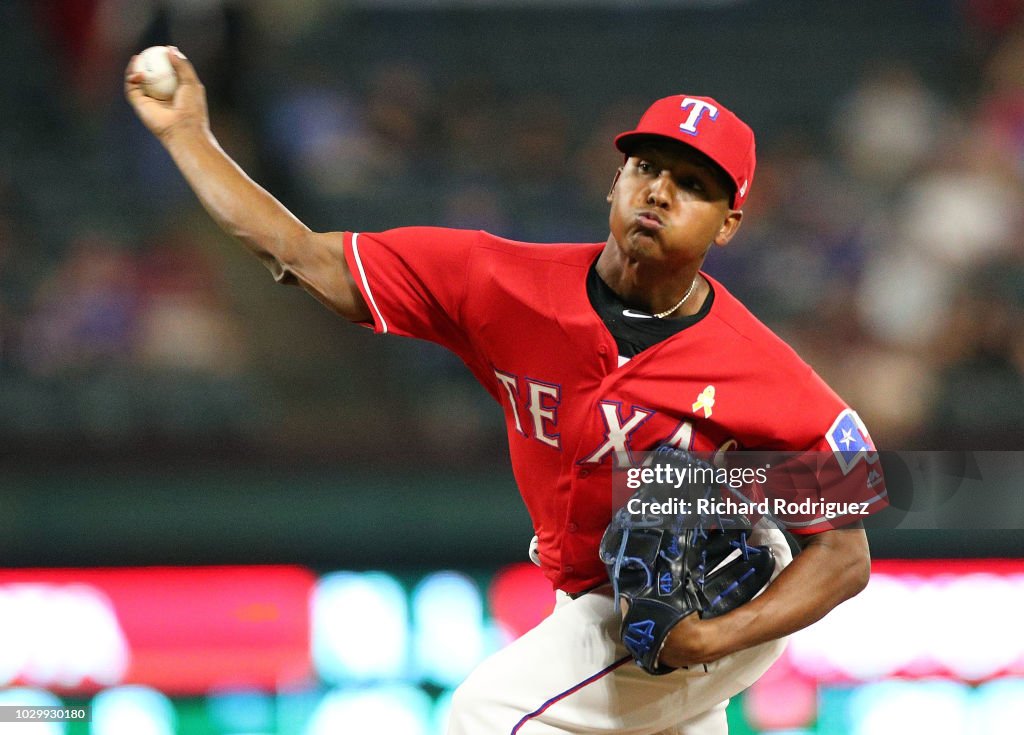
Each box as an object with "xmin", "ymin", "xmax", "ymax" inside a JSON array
[
  {"xmin": 714, "ymin": 210, "xmax": 744, "ymax": 247},
  {"xmin": 607, "ymin": 167, "xmax": 623, "ymax": 203}
]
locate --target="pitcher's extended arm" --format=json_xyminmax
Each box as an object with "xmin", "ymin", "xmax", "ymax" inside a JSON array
[{"xmin": 124, "ymin": 47, "xmax": 368, "ymax": 321}]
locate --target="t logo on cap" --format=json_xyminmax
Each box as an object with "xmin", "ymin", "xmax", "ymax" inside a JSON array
[
  {"xmin": 613, "ymin": 94, "xmax": 757, "ymax": 209},
  {"xmin": 678, "ymin": 98, "xmax": 719, "ymax": 136}
]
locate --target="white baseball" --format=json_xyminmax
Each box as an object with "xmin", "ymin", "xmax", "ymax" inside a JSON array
[{"xmin": 133, "ymin": 46, "xmax": 179, "ymax": 101}]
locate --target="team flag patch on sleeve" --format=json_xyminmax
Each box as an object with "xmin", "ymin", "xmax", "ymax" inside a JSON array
[{"xmin": 826, "ymin": 409, "xmax": 877, "ymax": 474}]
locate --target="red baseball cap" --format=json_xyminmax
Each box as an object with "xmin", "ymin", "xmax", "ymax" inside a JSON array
[{"xmin": 614, "ymin": 95, "xmax": 756, "ymax": 209}]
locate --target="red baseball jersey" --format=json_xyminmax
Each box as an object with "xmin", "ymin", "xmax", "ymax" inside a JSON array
[{"xmin": 343, "ymin": 227, "xmax": 884, "ymax": 594}]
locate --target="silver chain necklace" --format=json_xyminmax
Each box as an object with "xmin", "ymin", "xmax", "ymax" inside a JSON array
[{"xmin": 652, "ymin": 276, "xmax": 698, "ymax": 319}]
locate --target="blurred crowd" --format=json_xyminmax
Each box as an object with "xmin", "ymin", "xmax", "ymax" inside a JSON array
[{"xmin": 2, "ymin": 0, "xmax": 1023, "ymax": 465}]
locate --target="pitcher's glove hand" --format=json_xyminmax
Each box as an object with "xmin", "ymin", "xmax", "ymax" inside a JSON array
[{"xmin": 598, "ymin": 447, "xmax": 775, "ymax": 675}]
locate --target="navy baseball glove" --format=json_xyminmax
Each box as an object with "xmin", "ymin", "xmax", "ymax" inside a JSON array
[{"xmin": 598, "ymin": 447, "xmax": 775, "ymax": 675}]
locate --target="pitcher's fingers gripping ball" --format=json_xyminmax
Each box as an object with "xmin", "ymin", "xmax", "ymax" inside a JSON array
[
  {"xmin": 125, "ymin": 47, "xmax": 209, "ymax": 142},
  {"xmin": 599, "ymin": 446, "xmax": 776, "ymax": 675},
  {"xmin": 131, "ymin": 46, "xmax": 179, "ymax": 100}
]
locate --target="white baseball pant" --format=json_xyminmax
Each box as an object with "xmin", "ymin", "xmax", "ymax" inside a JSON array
[{"xmin": 447, "ymin": 526, "xmax": 793, "ymax": 735}]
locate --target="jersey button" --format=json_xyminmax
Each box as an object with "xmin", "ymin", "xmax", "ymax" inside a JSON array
[
  {"xmin": 567, "ymin": 522, "xmax": 579, "ymax": 533},
  {"xmin": 564, "ymin": 565, "xmax": 574, "ymax": 573},
  {"xmin": 579, "ymin": 468, "xmax": 591, "ymax": 478}
]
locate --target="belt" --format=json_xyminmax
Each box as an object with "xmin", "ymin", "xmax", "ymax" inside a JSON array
[{"xmin": 567, "ymin": 583, "xmax": 604, "ymax": 599}]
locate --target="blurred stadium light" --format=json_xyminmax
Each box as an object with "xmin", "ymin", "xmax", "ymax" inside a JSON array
[
  {"xmin": 411, "ymin": 572, "xmax": 487, "ymax": 688},
  {"xmin": 303, "ymin": 684, "xmax": 431, "ymax": 735},
  {"xmin": 91, "ymin": 686, "xmax": 176, "ymax": 735},
  {"xmin": 311, "ymin": 571, "xmax": 409, "ymax": 683}
]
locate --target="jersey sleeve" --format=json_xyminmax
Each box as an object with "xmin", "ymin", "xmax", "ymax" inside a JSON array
[
  {"xmin": 769, "ymin": 372, "xmax": 888, "ymax": 535},
  {"xmin": 342, "ymin": 227, "xmax": 478, "ymax": 354}
]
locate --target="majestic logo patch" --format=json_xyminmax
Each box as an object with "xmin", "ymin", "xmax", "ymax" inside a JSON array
[
  {"xmin": 826, "ymin": 409, "xmax": 877, "ymax": 474},
  {"xmin": 692, "ymin": 385, "xmax": 716, "ymax": 419}
]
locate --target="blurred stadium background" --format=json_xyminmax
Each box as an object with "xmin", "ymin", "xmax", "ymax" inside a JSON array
[{"xmin": 1, "ymin": 0, "xmax": 1023, "ymax": 733}]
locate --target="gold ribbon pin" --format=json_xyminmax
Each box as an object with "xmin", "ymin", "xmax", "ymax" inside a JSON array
[{"xmin": 692, "ymin": 385, "xmax": 716, "ymax": 418}]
